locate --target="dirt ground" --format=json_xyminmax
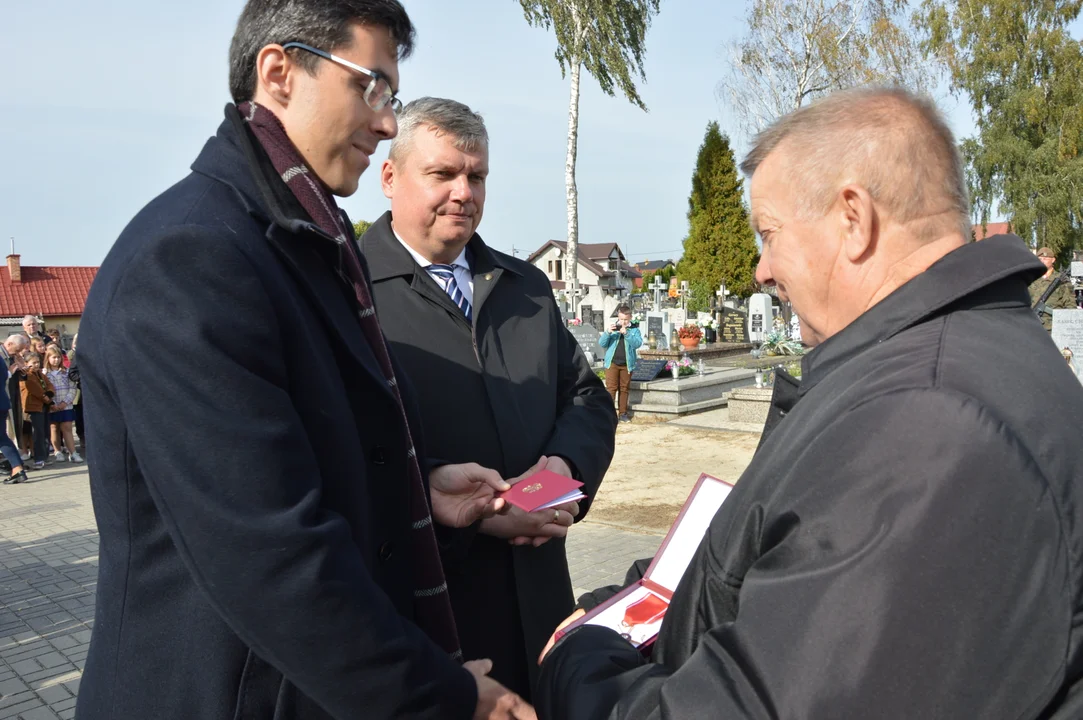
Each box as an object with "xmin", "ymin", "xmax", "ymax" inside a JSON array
[{"xmin": 586, "ymin": 423, "xmax": 761, "ymax": 533}]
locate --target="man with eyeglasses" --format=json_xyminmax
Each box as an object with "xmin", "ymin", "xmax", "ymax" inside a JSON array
[{"xmin": 75, "ymin": 1, "xmax": 535, "ymax": 719}]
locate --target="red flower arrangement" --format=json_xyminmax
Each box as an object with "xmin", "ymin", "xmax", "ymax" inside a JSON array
[{"xmin": 677, "ymin": 325, "xmax": 703, "ymax": 340}]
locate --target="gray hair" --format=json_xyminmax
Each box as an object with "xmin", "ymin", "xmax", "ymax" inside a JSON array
[
  {"xmin": 741, "ymin": 87, "xmax": 971, "ymax": 241},
  {"xmin": 4, "ymin": 334, "xmax": 28, "ymax": 351},
  {"xmin": 388, "ymin": 97, "xmax": 488, "ymax": 163},
  {"xmin": 228, "ymin": 0, "xmax": 415, "ymax": 103},
  {"xmin": 22, "ymin": 315, "xmax": 39, "ymax": 327}
]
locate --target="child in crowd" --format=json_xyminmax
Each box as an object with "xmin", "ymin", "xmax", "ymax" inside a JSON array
[{"xmin": 44, "ymin": 345, "xmax": 82, "ymax": 463}]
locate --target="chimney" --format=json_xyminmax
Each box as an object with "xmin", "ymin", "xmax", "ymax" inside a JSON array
[{"xmin": 6, "ymin": 254, "xmax": 20, "ymax": 283}]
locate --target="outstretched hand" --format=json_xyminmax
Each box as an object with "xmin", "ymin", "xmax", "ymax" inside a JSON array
[
  {"xmin": 478, "ymin": 457, "xmax": 579, "ymax": 547},
  {"xmin": 430, "ymin": 463, "xmax": 511, "ymax": 528}
]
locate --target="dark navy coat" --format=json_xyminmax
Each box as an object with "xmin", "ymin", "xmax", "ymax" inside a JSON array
[{"xmin": 75, "ymin": 106, "xmax": 475, "ymax": 720}]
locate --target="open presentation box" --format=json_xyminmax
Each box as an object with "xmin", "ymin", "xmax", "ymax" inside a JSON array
[{"xmin": 556, "ymin": 473, "xmax": 735, "ymax": 651}]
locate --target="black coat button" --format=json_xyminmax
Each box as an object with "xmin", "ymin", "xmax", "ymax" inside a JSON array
[
  {"xmin": 379, "ymin": 542, "xmax": 394, "ymax": 561},
  {"xmin": 371, "ymin": 446, "xmax": 387, "ymax": 465}
]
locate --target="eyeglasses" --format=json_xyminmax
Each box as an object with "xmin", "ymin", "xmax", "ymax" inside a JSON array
[{"xmin": 282, "ymin": 42, "xmax": 402, "ymax": 114}]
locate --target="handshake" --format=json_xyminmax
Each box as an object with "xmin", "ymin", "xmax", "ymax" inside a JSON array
[{"xmin": 428, "ymin": 455, "xmax": 583, "ymax": 720}]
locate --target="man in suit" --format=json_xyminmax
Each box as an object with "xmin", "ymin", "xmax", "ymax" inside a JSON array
[
  {"xmin": 22, "ymin": 316, "xmax": 52, "ymax": 348},
  {"xmin": 361, "ymin": 97, "xmax": 617, "ymax": 701},
  {"xmin": 76, "ymin": 3, "xmax": 535, "ymax": 719}
]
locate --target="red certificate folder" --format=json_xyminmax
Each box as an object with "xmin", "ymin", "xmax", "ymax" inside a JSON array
[
  {"xmin": 555, "ymin": 473, "xmax": 735, "ymax": 651},
  {"xmin": 499, "ymin": 469, "xmax": 586, "ymax": 513}
]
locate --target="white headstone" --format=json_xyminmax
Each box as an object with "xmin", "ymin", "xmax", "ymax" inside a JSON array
[
  {"xmin": 667, "ymin": 308, "xmax": 687, "ymax": 329},
  {"xmin": 748, "ymin": 293, "xmax": 772, "ymax": 343},
  {"xmin": 645, "ymin": 311, "xmax": 670, "ymax": 349},
  {"xmin": 603, "ymin": 295, "xmax": 621, "ymax": 322},
  {"xmin": 1052, "ymin": 309, "xmax": 1083, "ymax": 382},
  {"xmin": 790, "ymin": 314, "xmax": 802, "ymax": 343}
]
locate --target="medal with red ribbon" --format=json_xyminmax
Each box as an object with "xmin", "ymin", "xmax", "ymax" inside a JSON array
[{"xmin": 619, "ymin": 592, "xmax": 669, "ymax": 631}]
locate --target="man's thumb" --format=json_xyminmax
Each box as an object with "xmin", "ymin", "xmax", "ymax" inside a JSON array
[{"xmin": 464, "ymin": 659, "xmax": 493, "ymax": 678}]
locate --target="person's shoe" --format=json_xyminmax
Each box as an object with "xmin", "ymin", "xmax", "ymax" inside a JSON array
[
  {"xmin": 43, "ymin": 456, "xmax": 56, "ymax": 466},
  {"xmin": 3, "ymin": 469, "xmax": 28, "ymax": 485},
  {"xmin": 619, "ymin": 414, "xmax": 632, "ymax": 423},
  {"xmin": 19, "ymin": 450, "xmax": 30, "ymax": 461},
  {"xmin": 32, "ymin": 461, "xmax": 44, "ymax": 470},
  {"xmin": 69, "ymin": 452, "xmax": 84, "ymax": 463},
  {"xmin": 54, "ymin": 450, "xmax": 69, "ymax": 462}
]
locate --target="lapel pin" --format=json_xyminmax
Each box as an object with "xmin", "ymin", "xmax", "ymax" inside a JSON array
[{"xmin": 484, "ymin": 273, "xmax": 493, "ymax": 281}]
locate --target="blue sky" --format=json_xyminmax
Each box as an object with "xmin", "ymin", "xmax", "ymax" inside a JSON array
[{"xmin": 4, "ymin": 0, "xmax": 992, "ymax": 268}]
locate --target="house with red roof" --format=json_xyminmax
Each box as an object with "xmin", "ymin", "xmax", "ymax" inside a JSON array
[
  {"xmin": 972, "ymin": 221, "xmax": 1012, "ymax": 241},
  {"xmin": 0, "ymin": 254, "xmax": 98, "ymax": 347}
]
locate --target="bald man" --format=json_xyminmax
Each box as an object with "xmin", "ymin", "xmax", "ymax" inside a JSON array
[{"xmin": 536, "ymin": 88, "xmax": 1083, "ymax": 719}]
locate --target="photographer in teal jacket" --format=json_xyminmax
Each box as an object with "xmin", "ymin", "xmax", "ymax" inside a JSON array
[{"xmin": 598, "ymin": 304, "xmax": 642, "ymax": 423}]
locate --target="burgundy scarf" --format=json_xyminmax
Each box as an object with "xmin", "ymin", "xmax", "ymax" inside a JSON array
[{"xmin": 238, "ymin": 101, "xmax": 462, "ymax": 660}]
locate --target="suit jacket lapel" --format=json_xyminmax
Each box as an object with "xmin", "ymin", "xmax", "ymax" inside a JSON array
[
  {"xmin": 200, "ymin": 107, "xmax": 396, "ymax": 399},
  {"xmin": 364, "ymin": 213, "xmax": 473, "ymax": 329},
  {"xmin": 470, "ymin": 265, "xmax": 503, "ymax": 321},
  {"xmin": 264, "ymin": 225, "xmax": 394, "ymax": 397}
]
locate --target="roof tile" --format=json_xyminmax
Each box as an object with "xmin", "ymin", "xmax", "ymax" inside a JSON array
[{"xmin": 0, "ymin": 266, "xmax": 98, "ymax": 316}]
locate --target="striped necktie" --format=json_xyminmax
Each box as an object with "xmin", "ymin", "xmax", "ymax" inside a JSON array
[{"xmin": 428, "ymin": 264, "xmax": 473, "ymax": 323}]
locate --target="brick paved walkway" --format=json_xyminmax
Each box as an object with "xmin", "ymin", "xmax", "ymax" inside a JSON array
[
  {"xmin": 0, "ymin": 463, "xmax": 662, "ymax": 718},
  {"xmin": 0, "ymin": 465, "xmax": 96, "ymax": 720}
]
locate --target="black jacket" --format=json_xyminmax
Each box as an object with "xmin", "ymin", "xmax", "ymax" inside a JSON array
[
  {"xmin": 75, "ymin": 107, "xmax": 475, "ymax": 720},
  {"xmin": 361, "ymin": 213, "xmax": 616, "ymax": 698},
  {"xmin": 538, "ymin": 235, "xmax": 1083, "ymax": 719}
]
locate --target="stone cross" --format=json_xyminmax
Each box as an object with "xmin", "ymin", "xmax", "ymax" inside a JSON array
[
  {"xmin": 716, "ymin": 282, "xmax": 729, "ymax": 310},
  {"xmin": 568, "ymin": 279, "xmax": 582, "ymax": 317},
  {"xmin": 680, "ymin": 280, "xmax": 691, "ymax": 311},
  {"xmin": 648, "ymin": 277, "xmax": 667, "ymax": 312}
]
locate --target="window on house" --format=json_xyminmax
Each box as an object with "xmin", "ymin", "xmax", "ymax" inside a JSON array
[{"xmin": 556, "ymin": 262, "xmax": 563, "ymax": 280}]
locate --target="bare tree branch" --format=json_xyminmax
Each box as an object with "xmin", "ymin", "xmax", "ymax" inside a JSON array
[{"xmin": 719, "ymin": 0, "xmax": 933, "ymax": 139}]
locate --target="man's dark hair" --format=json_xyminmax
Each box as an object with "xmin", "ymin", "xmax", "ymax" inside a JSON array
[
  {"xmin": 228, "ymin": 0, "xmax": 415, "ymax": 103},
  {"xmin": 617, "ymin": 304, "xmax": 633, "ymax": 315}
]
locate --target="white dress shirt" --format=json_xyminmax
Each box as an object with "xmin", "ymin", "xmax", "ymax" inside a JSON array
[{"xmin": 392, "ymin": 229, "xmax": 474, "ymax": 306}]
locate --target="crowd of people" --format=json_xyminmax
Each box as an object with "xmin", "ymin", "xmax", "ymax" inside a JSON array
[
  {"xmin": 1, "ymin": 315, "xmax": 84, "ymax": 484},
  {"xmin": 66, "ymin": 1, "xmax": 1083, "ymax": 719}
]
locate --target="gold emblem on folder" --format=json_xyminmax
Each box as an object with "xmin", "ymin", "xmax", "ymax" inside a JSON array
[{"xmin": 522, "ymin": 483, "xmax": 543, "ymax": 494}]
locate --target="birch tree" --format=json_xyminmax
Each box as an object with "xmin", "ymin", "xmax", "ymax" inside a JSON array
[
  {"xmin": 918, "ymin": 0, "xmax": 1083, "ymax": 258},
  {"xmin": 519, "ymin": 0, "xmax": 661, "ymax": 316},
  {"xmin": 721, "ymin": 0, "xmax": 930, "ymax": 137}
]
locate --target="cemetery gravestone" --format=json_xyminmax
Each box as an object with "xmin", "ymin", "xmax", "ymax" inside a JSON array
[
  {"xmin": 1052, "ymin": 309, "xmax": 1083, "ymax": 381},
  {"xmin": 721, "ymin": 308, "xmax": 749, "ymax": 344},
  {"xmin": 646, "ymin": 313, "xmax": 665, "ymax": 348},
  {"xmin": 630, "ymin": 358, "xmax": 668, "ymax": 381},
  {"xmin": 748, "ymin": 293, "xmax": 773, "ymax": 344},
  {"xmin": 579, "ymin": 305, "xmax": 592, "ymax": 323},
  {"xmin": 569, "ymin": 322, "xmax": 602, "ymax": 364},
  {"xmin": 592, "ymin": 310, "xmax": 605, "ymax": 331}
]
